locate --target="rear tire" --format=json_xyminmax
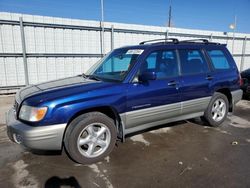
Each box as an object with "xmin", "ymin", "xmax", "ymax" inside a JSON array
[
  {"xmin": 202, "ymin": 92, "xmax": 229, "ymax": 127},
  {"xmin": 64, "ymin": 112, "xmax": 117, "ymax": 164}
]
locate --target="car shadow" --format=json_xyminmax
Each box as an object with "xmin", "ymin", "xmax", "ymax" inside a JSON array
[
  {"xmin": 44, "ymin": 176, "xmax": 81, "ymax": 188},
  {"xmin": 125, "ymin": 120, "xmax": 187, "ymax": 138},
  {"xmin": 28, "ymin": 149, "xmax": 62, "ymax": 156},
  {"xmin": 186, "ymin": 117, "xmax": 208, "ymax": 126},
  {"xmin": 242, "ymin": 95, "xmax": 250, "ymax": 100},
  {"xmin": 125, "ymin": 117, "xmax": 209, "ymax": 138}
]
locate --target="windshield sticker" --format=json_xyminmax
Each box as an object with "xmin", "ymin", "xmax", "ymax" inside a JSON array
[{"xmin": 126, "ymin": 49, "xmax": 144, "ymax": 55}]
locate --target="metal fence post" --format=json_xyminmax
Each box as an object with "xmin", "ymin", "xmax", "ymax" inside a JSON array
[
  {"xmin": 111, "ymin": 25, "xmax": 114, "ymax": 71},
  {"xmin": 210, "ymin": 33, "xmax": 213, "ymax": 41},
  {"xmin": 240, "ymin": 36, "xmax": 247, "ymax": 71},
  {"xmin": 19, "ymin": 17, "xmax": 29, "ymax": 85},
  {"xmin": 100, "ymin": 0, "xmax": 104, "ymax": 56},
  {"xmin": 111, "ymin": 25, "xmax": 114, "ymax": 50},
  {"xmin": 0, "ymin": 24, "xmax": 8, "ymax": 86},
  {"xmin": 165, "ymin": 29, "xmax": 169, "ymax": 39}
]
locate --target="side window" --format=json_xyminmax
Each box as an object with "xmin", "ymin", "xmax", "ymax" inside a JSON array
[
  {"xmin": 146, "ymin": 52, "xmax": 157, "ymax": 69},
  {"xmin": 179, "ymin": 49, "xmax": 209, "ymax": 75},
  {"xmin": 207, "ymin": 50, "xmax": 231, "ymax": 70},
  {"xmin": 157, "ymin": 50, "xmax": 178, "ymax": 79},
  {"xmin": 138, "ymin": 50, "xmax": 178, "ymax": 80}
]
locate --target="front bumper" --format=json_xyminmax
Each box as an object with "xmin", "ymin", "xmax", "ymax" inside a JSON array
[{"xmin": 6, "ymin": 108, "xmax": 66, "ymax": 150}]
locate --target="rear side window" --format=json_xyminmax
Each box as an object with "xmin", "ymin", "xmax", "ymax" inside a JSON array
[
  {"xmin": 179, "ymin": 49, "xmax": 209, "ymax": 75},
  {"xmin": 207, "ymin": 50, "xmax": 231, "ymax": 70}
]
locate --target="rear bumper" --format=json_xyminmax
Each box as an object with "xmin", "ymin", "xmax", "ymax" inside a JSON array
[
  {"xmin": 6, "ymin": 108, "xmax": 66, "ymax": 150},
  {"xmin": 231, "ymin": 89, "xmax": 243, "ymax": 105}
]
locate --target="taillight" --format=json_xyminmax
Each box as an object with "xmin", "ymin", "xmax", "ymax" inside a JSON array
[{"xmin": 239, "ymin": 73, "xmax": 243, "ymax": 86}]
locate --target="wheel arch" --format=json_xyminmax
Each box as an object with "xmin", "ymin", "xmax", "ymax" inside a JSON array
[
  {"xmin": 62, "ymin": 106, "xmax": 124, "ymax": 147},
  {"xmin": 215, "ymin": 88, "xmax": 233, "ymax": 112}
]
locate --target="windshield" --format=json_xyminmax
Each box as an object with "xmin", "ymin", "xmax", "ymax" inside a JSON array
[{"xmin": 87, "ymin": 48, "xmax": 143, "ymax": 82}]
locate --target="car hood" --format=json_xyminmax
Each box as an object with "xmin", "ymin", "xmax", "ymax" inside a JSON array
[{"xmin": 16, "ymin": 76, "xmax": 112, "ymax": 103}]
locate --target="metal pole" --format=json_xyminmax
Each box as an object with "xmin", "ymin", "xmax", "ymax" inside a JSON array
[
  {"xmin": 232, "ymin": 15, "xmax": 237, "ymax": 54},
  {"xmin": 111, "ymin": 25, "xmax": 114, "ymax": 72},
  {"xmin": 0, "ymin": 24, "xmax": 8, "ymax": 86},
  {"xmin": 168, "ymin": 0, "xmax": 172, "ymax": 27},
  {"xmin": 111, "ymin": 25, "xmax": 114, "ymax": 50},
  {"xmin": 19, "ymin": 17, "xmax": 29, "ymax": 85},
  {"xmin": 100, "ymin": 0, "xmax": 104, "ymax": 56},
  {"xmin": 240, "ymin": 36, "xmax": 247, "ymax": 71}
]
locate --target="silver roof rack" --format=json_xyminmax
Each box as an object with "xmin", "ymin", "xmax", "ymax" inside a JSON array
[{"xmin": 139, "ymin": 38, "xmax": 179, "ymax": 45}]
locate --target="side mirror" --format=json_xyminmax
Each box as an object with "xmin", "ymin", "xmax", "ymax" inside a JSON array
[{"xmin": 138, "ymin": 71, "xmax": 157, "ymax": 82}]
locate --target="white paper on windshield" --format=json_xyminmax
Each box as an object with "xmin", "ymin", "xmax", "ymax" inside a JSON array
[{"xmin": 126, "ymin": 49, "xmax": 144, "ymax": 55}]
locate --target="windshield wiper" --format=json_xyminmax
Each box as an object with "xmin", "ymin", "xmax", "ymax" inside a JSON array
[
  {"xmin": 88, "ymin": 75, "xmax": 102, "ymax": 81},
  {"xmin": 78, "ymin": 73, "xmax": 88, "ymax": 78},
  {"xmin": 79, "ymin": 73, "xmax": 101, "ymax": 81}
]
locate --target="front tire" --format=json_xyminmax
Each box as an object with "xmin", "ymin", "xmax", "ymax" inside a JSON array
[
  {"xmin": 202, "ymin": 92, "xmax": 229, "ymax": 127},
  {"xmin": 64, "ymin": 112, "xmax": 117, "ymax": 164}
]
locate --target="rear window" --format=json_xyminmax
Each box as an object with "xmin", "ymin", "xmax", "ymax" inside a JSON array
[{"xmin": 207, "ymin": 50, "xmax": 231, "ymax": 70}]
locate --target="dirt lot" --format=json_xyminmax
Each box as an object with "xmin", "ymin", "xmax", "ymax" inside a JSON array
[{"xmin": 0, "ymin": 96, "xmax": 250, "ymax": 188}]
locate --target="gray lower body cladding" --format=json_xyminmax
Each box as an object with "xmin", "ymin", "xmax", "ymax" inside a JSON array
[
  {"xmin": 121, "ymin": 96, "xmax": 211, "ymax": 135},
  {"xmin": 121, "ymin": 89, "xmax": 243, "ymax": 135}
]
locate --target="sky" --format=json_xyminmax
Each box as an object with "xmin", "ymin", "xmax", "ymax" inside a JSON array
[{"xmin": 0, "ymin": 0, "xmax": 249, "ymax": 33}]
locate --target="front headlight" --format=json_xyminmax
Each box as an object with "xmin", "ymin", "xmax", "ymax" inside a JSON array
[{"xmin": 19, "ymin": 105, "xmax": 47, "ymax": 122}]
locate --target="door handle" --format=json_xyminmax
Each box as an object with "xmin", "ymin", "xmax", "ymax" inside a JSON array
[
  {"xmin": 168, "ymin": 80, "xmax": 177, "ymax": 86},
  {"xmin": 206, "ymin": 75, "xmax": 213, "ymax": 80}
]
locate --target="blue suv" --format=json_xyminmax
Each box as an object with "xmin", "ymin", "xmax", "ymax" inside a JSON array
[{"xmin": 6, "ymin": 39, "xmax": 243, "ymax": 164}]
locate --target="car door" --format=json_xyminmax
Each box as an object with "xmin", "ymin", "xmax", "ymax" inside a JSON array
[
  {"xmin": 123, "ymin": 48, "xmax": 181, "ymax": 133},
  {"xmin": 177, "ymin": 47, "xmax": 213, "ymax": 115}
]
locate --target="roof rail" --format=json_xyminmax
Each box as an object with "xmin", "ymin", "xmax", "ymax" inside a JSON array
[
  {"xmin": 139, "ymin": 38, "xmax": 179, "ymax": 45},
  {"xmin": 180, "ymin": 39, "xmax": 210, "ymax": 43},
  {"xmin": 180, "ymin": 39, "xmax": 222, "ymax": 45}
]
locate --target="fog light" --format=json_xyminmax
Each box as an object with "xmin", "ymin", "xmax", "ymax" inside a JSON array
[{"xmin": 13, "ymin": 133, "xmax": 22, "ymax": 144}]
